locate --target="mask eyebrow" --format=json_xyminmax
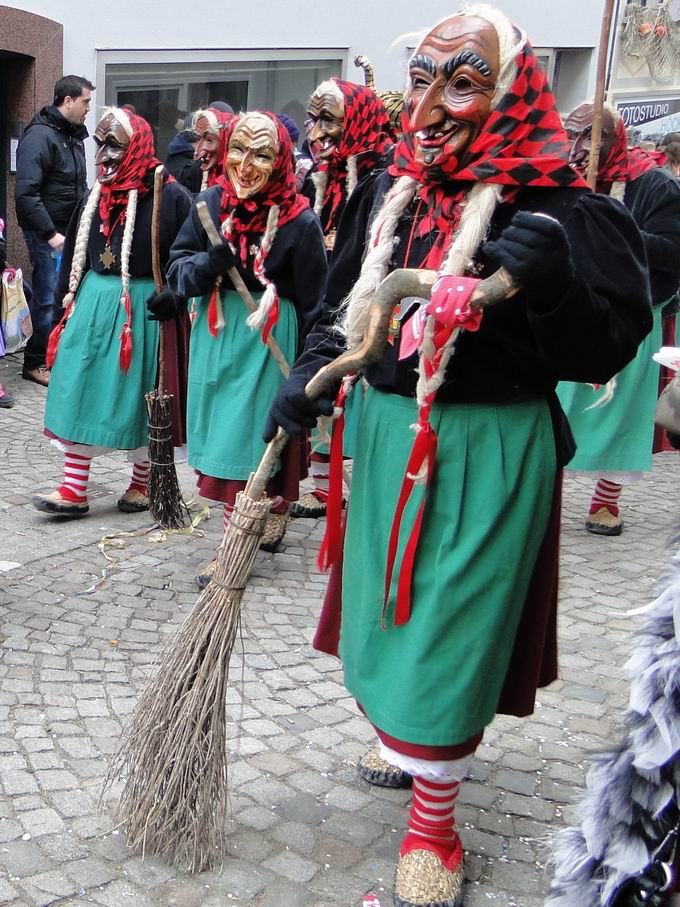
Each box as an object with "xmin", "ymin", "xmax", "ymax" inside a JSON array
[
  {"xmin": 409, "ymin": 53, "xmax": 437, "ymax": 77},
  {"xmin": 443, "ymin": 50, "xmax": 492, "ymax": 79}
]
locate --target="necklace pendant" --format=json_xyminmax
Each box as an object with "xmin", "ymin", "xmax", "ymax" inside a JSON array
[{"xmin": 100, "ymin": 245, "xmax": 116, "ymax": 270}]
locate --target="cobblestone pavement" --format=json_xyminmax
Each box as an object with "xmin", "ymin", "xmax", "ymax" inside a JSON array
[{"xmin": 0, "ymin": 351, "xmax": 678, "ymax": 907}]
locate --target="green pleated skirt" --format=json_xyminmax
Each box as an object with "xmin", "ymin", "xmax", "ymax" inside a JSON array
[
  {"xmin": 187, "ymin": 290, "xmax": 297, "ymax": 480},
  {"xmin": 340, "ymin": 388, "xmax": 556, "ymax": 746},
  {"xmin": 557, "ymin": 305, "xmax": 663, "ymax": 473},
  {"xmin": 44, "ymin": 272, "xmax": 158, "ymax": 449}
]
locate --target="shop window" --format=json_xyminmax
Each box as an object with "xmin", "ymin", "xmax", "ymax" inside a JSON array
[{"xmin": 103, "ymin": 53, "xmax": 345, "ymax": 158}]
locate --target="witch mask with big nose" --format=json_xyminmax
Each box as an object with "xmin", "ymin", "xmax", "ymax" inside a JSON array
[
  {"xmin": 404, "ymin": 15, "xmax": 500, "ymax": 171},
  {"xmin": 94, "ymin": 111, "xmax": 132, "ymax": 185}
]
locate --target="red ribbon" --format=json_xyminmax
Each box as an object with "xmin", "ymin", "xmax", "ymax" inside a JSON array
[
  {"xmin": 45, "ymin": 302, "xmax": 73, "ymax": 368},
  {"xmin": 317, "ymin": 383, "xmax": 350, "ymax": 572},
  {"xmin": 207, "ymin": 284, "xmax": 222, "ymax": 337},
  {"xmin": 383, "ymin": 416, "xmax": 438, "ymax": 627},
  {"xmin": 382, "ymin": 274, "xmax": 484, "ymax": 627},
  {"xmin": 118, "ymin": 291, "xmax": 133, "ymax": 373},
  {"xmin": 261, "ymin": 294, "xmax": 280, "ymax": 346}
]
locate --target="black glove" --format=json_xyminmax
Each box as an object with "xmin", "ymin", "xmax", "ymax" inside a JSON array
[
  {"xmin": 482, "ymin": 211, "xmax": 574, "ymax": 300},
  {"xmin": 146, "ymin": 288, "xmax": 181, "ymax": 321},
  {"xmin": 263, "ymin": 371, "xmax": 335, "ymax": 441},
  {"xmin": 207, "ymin": 242, "xmax": 236, "ymax": 277}
]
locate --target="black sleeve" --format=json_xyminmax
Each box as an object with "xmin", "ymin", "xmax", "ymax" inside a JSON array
[
  {"xmin": 56, "ymin": 195, "xmax": 88, "ymax": 301},
  {"xmin": 165, "ymin": 192, "xmax": 217, "ymax": 298},
  {"xmin": 289, "ymin": 169, "xmax": 382, "ymax": 379},
  {"xmin": 14, "ymin": 129, "xmax": 57, "ymax": 238},
  {"xmin": 637, "ymin": 173, "xmax": 680, "ymax": 283},
  {"xmin": 290, "ymin": 214, "xmax": 328, "ymax": 349},
  {"xmin": 525, "ymin": 193, "xmax": 653, "ymax": 384},
  {"xmin": 160, "ymin": 178, "xmax": 193, "ymax": 272}
]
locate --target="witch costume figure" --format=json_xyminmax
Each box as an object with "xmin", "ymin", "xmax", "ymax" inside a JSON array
[
  {"xmin": 32, "ymin": 108, "xmax": 191, "ymax": 517},
  {"xmin": 166, "ymin": 111, "xmax": 327, "ymax": 586},
  {"xmin": 294, "ymin": 79, "xmax": 395, "ymax": 519},
  {"xmin": 193, "ymin": 107, "xmax": 234, "ymax": 192},
  {"xmin": 264, "ymin": 6, "xmax": 652, "ymax": 906},
  {"xmin": 557, "ymin": 102, "xmax": 680, "ymax": 537}
]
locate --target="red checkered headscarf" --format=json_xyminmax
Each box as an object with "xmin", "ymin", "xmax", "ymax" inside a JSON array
[
  {"xmin": 597, "ymin": 115, "xmax": 666, "ymax": 188},
  {"xmin": 389, "ymin": 42, "xmax": 587, "ymax": 249},
  {"xmin": 315, "ymin": 79, "xmax": 395, "ymax": 232},
  {"xmin": 98, "ymin": 112, "xmax": 162, "ymax": 239},
  {"xmin": 194, "ymin": 107, "xmax": 234, "ymax": 188}
]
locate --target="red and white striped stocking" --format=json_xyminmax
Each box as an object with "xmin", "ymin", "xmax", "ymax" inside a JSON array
[
  {"xmin": 58, "ymin": 451, "xmax": 92, "ymax": 503},
  {"xmin": 309, "ymin": 453, "xmax": 330, "ymax": 503},
  {"xmin": 402, "ymin": 776, "xmax": 463, "ymax": 870},
  {"xmin": 129, "ymin": 461, "xmax": 149, "ymax": 495},
  {"xmin": 589, "ymin": 478, "xmax": 622, "ymax": 517}
]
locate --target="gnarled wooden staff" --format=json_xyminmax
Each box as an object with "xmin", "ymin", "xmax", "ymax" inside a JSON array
[
  {"xmin": 104, "ymin": 264, "xmax": 514, "ymax": 873},
  {"xmin": 145, "ymin": 165, "xmax": 187, "ymax": 529}
]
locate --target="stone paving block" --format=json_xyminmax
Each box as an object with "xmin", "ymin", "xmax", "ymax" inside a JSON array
[
  {"xmin": 202, "ymin": 858, "xmax": 274, "ymax": 899},
  {"xmin": 1, "ymin": 774, "xmax": 37, "ymax": 796},
  {"xmin": 263, "ymin": 849, "xmax": 319, "ymax": 883},
  {"xmin": 253, "ymin": 879, "xmax": 312, "ymax": 907},
  {"xmin": 0, "ymin": 880, "xmax": 18, "ymax": 904},
  {"xmin": 0, "ymin": 842, "xmax": 52, "ymax": 876},
  {"xmin": 92, "ymin": 879, "xmax": 157, "ymax": 907},
  {"xmin": 18, "ymin": 809, "xmax": 65, "ymax": 838},
  {"xmin": 18, "ymin": 869, "xmax": 78, "ymax": 907}
]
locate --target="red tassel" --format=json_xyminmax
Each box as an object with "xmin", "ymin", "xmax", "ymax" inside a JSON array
[
  {"xmin": 317, "ymin": 386, "xmax": 349, "ymax": 572},
  {"xmin": 118, "ymin": 291, "xmax": 133, "ymax": 373},
  {"xmin": 207, "ymin": 284, "xmax": 224, "ymax": 336},
  {"xmin": 383, "ymin": 421, "xmax": 438, "ymax": 627},
  {"xmin": 119, "ymin": 324, "xmax": 133, "ymax": 373},
  {"xmin": 261, "ymin": 295, "xmax": 280, "ymax": 345},
  {"xmin": 45, "ymin": 302, "xmax": 73, "ymax": 367}
]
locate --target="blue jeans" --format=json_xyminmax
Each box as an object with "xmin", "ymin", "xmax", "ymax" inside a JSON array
[{"xmin": 22, "ymin": 230, "xmax": 60, "ymax": 370}]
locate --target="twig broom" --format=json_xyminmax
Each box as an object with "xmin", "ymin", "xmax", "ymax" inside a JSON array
[
  {"xmin": 145, "ymin": 165, "xmax": 187, "ymax": 530},
  {"xmin": 104, "ymin": 266, "xmax": 515, "ymax": 871}
]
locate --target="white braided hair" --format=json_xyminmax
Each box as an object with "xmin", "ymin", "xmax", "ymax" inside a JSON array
[
  {"xmin": 61, "ymin": 181, "xmax": 102, "ymax": 308},
  {"xmin": 342, "ymin": 4, "xmax": 524, "ymax": 352},
  {"xmin": 246, "ymin": 204, "xmax": 282, "ymax": 331},
  {"xmin": 119, "ymin": 189, "xmax": 138, "ymax": 305}
]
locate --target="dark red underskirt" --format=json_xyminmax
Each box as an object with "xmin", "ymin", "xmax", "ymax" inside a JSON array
[
  {"xmin": 196, "ymin": 434, "xmax": 309, "ymax": 505},
  {"xmin": 162, "ymin": 307, "xmax": 191, "ymax": 447},
  {"xmin": 313, "ymin": 470, "xmax": 564, "ymax": 749},
  {"xmin": 357, "ymin": 702, "xmax": 483, "ymax": 759}
]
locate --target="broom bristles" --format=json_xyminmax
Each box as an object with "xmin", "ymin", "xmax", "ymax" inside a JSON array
[
  {"xmin": 103, "ymin": 491, "xmax": 271, "ymax": 872},
  {"xmin": 146, "ymin": 390, "xmax": 187, "ymax": 530}
]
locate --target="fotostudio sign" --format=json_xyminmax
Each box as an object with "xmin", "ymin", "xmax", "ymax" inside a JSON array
[{"xmin": 617, "ymin": 98, "xmax": 680, "ymax": 127}]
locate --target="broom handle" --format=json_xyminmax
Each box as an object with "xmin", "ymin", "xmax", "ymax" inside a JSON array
[
  {"xmin": 151, "ymin": 165, "xmax": 166, "ymax": 397},
  {"xmin": 196, "ymin": 200, "xmax": 290, "ymax": 377},
  {"xmin": 245, "ymin": 266, "xmax": 517, "ymax": 502}
]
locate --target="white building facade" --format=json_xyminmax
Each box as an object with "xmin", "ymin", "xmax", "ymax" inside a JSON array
[{"xmin": 3, "ymin": 0, "xmax": 604, "ymax": 163}]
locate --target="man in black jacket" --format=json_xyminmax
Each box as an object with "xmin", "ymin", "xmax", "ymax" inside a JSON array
[{"xmin": 15, "ymin": 74, "xmax": 93, "ymax": 386}]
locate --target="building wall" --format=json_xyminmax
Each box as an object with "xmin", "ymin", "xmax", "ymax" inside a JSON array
[
  {"xmin": 3, "ymin": 0, "xmax": 604, "ymax": 114},
  {"xmin": 0, "ymin": 5, "xmax": 63, "ymax": 274}
]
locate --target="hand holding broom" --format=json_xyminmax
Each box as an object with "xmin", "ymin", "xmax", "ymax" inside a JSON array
[{"xmin": 105, "ymin": 262, "xmax": 516, "ymax": 874}]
